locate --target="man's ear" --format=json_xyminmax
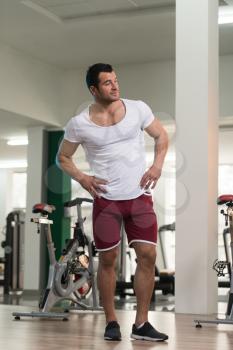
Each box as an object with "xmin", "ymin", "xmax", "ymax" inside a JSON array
[{"xmin": 90, "ymin": 86, "xmax": 96, "ymax": 96}]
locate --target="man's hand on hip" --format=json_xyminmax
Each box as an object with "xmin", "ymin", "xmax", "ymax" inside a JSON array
[
  {"xmin": 140, "ymin": 165, "xmax": 162, "ymax": 190},
  {"xmin": 79, "ymin": 174, "xmax": 108, "ymax": 198}
]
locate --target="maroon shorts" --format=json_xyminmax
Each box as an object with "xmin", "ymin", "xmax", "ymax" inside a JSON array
[{"xmin": 92, "ymin": 194, "xmax": 157, "ymax": 251}]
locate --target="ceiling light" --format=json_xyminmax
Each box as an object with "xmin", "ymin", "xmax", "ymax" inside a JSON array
[
  {"xmin": 218, "ymin": 7, "xmax": 233, "ymax": 24},
  {"xmin": 7, "ymin": 138, "xmax": 28, "ymax": 146}
]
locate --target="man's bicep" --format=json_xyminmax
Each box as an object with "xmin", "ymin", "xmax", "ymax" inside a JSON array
[
  {"xmin": 144, "ymin": 119, "xmax": 165, "ymax": 139},
  {"xmin": 58, "ymin": 139, "xmax": 80, "ymax": 158}
]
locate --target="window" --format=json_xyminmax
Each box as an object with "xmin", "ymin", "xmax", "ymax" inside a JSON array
[{"xmin": 12, "ymin": 172, "xmax": 27, "ymax": 210}]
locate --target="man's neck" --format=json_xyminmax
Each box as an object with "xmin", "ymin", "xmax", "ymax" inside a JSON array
[{"xmin": 92, "ymin": 99, "xmax": 122, "ymax": 115}]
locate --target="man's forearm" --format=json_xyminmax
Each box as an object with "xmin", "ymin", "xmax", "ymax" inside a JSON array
[
  {"xmin": 152, "ymin": 130, "xmax": 169, "ymax": 171},
  {"xmin": 56, "ymin": 154, "xmax": 84, "ymax": 183}
]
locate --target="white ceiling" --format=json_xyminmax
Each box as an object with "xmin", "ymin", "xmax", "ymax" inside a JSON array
[
  {"xmin": 0, "ymin": 0, "xmax": 233, "ymax": 164},
  {"xmin": 0, "ymin": 0, "xmax": 176, "ymax": 69},
  {"xmin": 0, "ymin": 0, "xmax": 232, "ymax": 69}
]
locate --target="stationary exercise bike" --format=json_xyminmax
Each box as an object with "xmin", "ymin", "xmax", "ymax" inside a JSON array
[
  {"xmin": 13, "ymin": 197, "xmax": 102, "ymax": 320},
  {"xmin": 194, "ymin": 194, "xmax": 233, "ymax": 327}
]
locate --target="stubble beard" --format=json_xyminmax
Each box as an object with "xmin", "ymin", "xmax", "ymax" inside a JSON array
[{"xmin": 98, "ymin": 93, "xmax": 120, "ymax": 105}]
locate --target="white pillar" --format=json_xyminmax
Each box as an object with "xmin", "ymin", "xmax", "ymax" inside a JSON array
[
  {"xmin": 24, "ymin": 126, "xmax": 45, "ymax": 291},
  {"xmin": 176, "ymin": 0, "xmax": 219, "ymax": 314}
]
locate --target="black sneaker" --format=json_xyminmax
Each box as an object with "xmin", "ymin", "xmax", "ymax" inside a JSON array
[
  {"xmin": 131, "ymin": 322, "xmax": 168, "ymax": 342},
  {"xmin": 104, "ymin": 321, "xmax": 122, "ymax": 341}
]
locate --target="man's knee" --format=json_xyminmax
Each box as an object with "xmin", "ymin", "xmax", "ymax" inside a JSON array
[
  {"xmin": 99, "ymin": 247, "xmax": 119, "ymax": 268},
  {"xmin": 134, "ymin": 244, "xmax": 157, "ymax": 268}
]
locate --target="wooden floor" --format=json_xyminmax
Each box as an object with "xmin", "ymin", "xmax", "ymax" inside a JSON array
[{"xmin": 0, "ymin": 304, "xmax": 233, "ymax": 350}]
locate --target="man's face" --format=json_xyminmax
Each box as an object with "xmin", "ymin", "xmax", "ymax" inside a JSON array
[{"xmin": 91, "ymin": 71, "xmax": 120, "ymax": 102}]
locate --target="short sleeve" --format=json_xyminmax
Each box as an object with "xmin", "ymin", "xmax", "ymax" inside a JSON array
[
  {"xmin": 64, "ymin": 117, "xmax": 82, "ymax": 143},
  {"xmin": 138, "ymin": 100, "xmax": 155, "ymax": 129}
]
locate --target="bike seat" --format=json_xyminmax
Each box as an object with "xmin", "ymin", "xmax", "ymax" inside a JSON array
[
  {"xmin": 217, "ymin": 195, "xmax": 233, "ymax": 206},
  {"xmin": 32, "ymin": 203, "xmax": 56, "ymax": 215}
]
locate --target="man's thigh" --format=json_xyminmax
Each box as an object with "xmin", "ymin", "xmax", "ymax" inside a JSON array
[
  {"xmin": 124, "ymin": 194, "xmax": 157, "ymax": 247},
  {"xmin": 93, "ymin": 197, "xmax": 122, "ymax": 251}
]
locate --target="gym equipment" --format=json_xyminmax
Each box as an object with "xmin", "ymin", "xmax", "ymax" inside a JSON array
[
  {"xmin": 223, "ymin": 227, "xmax": 232, "ymax": 278},
  {"xmin": 0, "ymin": 227, "xmax": 6, "ymax": 287},
  {"xmin": 218, "ymin": 227, "xmax": 232, "ymax": 288},
  {"xmin": 194, "ymin": 194, "xmax": 233, "ymax": 327},
  {"xmin": 154, "ymin": 223, "xmax": 175, "ymax": 298},
  {"xmin": 159, "ymin": 222, "xmax": 175, "ymax": 270},
  {"xmin": 213, "ymin": 258, "xmax": 229, "ymax": 277},
  {"xmin": 13, "ymin": 197, "xmax": 101, "ymax": 321},
  {"xmin": 213, "ymin": 228, "xmax": 231, "ymax": 289},
  {"xmin": 1, "ymin": 211, "xmax": 25, "ymax": 294}
]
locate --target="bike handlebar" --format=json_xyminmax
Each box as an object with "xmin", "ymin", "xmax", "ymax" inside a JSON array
[{"xmin": 64, "ymin": 197, "xmax": 93, "ymax": 208}]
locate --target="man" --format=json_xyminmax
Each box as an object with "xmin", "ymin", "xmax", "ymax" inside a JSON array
[{"xmin": 57, "ymin": 63, "xmax": 169, "ymax": 342}]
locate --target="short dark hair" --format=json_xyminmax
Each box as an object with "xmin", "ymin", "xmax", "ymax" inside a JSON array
[{"xmin": 86, "ymin": 63, "xmax": 113, "ymax": 90}]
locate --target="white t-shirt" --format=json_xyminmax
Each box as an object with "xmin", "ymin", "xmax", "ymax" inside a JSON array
[{"xmin": 64, "ymin": 98, "xmax": 154, "ymax": 200}]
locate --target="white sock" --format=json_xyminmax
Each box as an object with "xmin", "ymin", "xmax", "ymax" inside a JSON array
[{"xmin": 136, "ymin": 322, "xmax": 145, "ymax": 329}]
